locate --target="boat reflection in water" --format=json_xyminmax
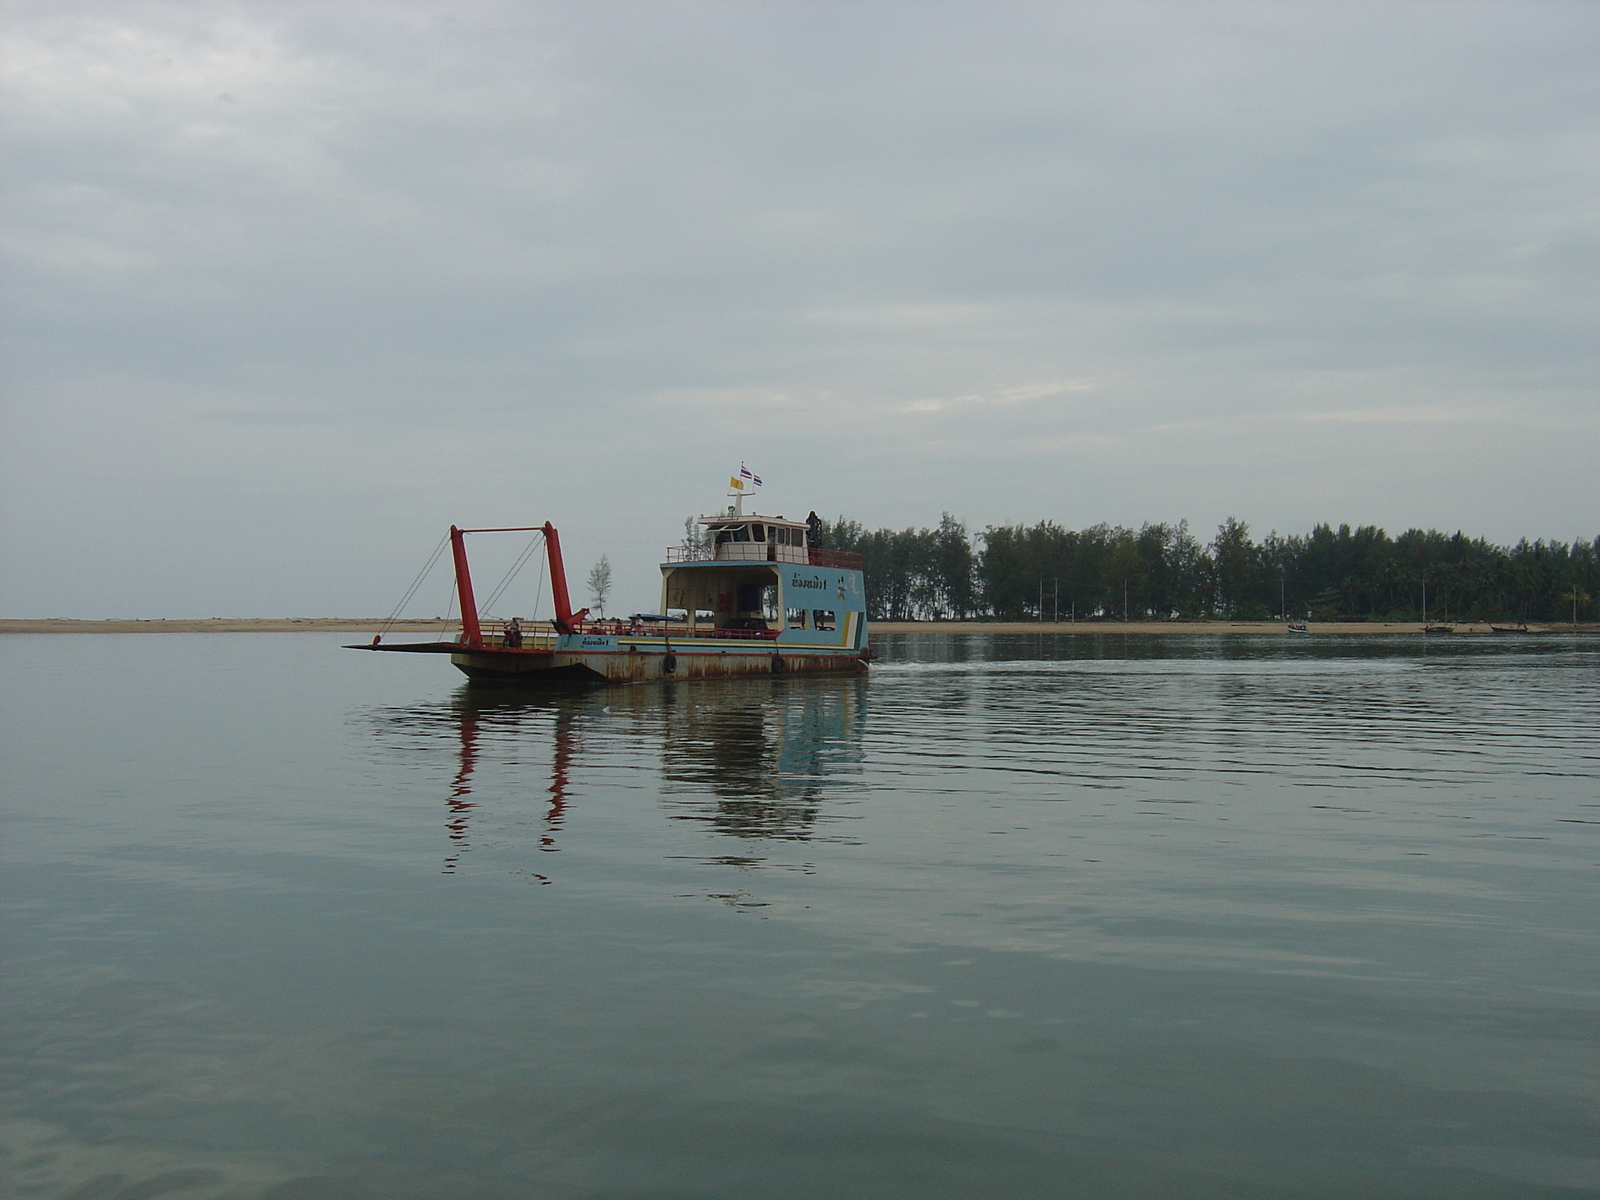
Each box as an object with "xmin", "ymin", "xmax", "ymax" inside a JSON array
[
  {"xmin": 440, "ymin": 692, "xmax": 576, "ymax": 875},
  {"xmin": 365, "ymin": 676, "xmax": 867, "ymax": 874},
  {"xmin": 654, "ymin": 676, "xmax": 866, "ymax": 847}
]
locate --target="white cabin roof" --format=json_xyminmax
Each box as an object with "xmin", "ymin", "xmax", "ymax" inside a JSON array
[{"xmin": 699, "ymin": 511, "xmax": 809, "ymax": 530}]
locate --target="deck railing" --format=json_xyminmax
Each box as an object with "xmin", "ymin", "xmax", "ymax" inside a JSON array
[
  {"xmin": 466, "ymin": 618, "xmax": 787, "ymax": 644},
  {"xmin": 567, "ymin": 621, "xmax": 780, "ymax": 640},
  {"xmin": 662, "ymin": 545, "xmax": 865, "ymax": 570},
  {"xmin": 474, "ymin": 619, "xmax": 558, "ymax": 650},
  {"xmin": 807, "ymin": 548, "xmax": 865, "ymax": 570}
]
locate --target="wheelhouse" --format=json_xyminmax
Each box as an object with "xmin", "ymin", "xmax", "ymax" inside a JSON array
[{"xmin": 700, "ymin": 515, "xmax": 813, "ymax": 564}]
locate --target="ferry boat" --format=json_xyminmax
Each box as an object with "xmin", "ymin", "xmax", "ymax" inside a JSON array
[{"xmin": 350, "ymin": 490, "xmax": 869, "ymax": 683}]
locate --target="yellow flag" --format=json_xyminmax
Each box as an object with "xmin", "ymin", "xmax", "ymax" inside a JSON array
[{"xmin": 729, "ymin": 476, "xmax": 744, "ymax": 490}]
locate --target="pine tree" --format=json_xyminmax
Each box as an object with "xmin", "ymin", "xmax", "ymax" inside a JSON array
[{"xmin": 587, "ymin": 556, "xmax": 612, "ymax": 617}]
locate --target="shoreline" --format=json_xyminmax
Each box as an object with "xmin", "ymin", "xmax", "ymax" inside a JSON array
[
  {"xmin": 872, "ymin": 620, "xmax": 1593, "ymax": 635},
  {"xmin": 3, "ymin": 618, "xmax": 1592, "ymax": 635},
  {"xmin": 0, "ymin": 618, "xmax": 457, "ymax": 634}
]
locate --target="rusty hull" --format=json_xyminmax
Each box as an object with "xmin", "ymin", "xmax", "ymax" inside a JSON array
[{"xmin": 448, "ymin": 645, "xmax": 866, "ymax": 683}]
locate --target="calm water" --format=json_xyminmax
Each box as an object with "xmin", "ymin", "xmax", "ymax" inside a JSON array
[{"xmin": 2, "ymin": 632, "xmax": 1597, "ymax": 1199}]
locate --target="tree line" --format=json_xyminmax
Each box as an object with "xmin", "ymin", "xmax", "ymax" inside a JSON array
[{"xmin": 816, "ymin": 515, "xmax": 1599, "ymax": 624}]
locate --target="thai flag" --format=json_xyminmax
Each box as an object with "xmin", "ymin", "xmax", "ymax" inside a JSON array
[{"xmin": 740, "ymin": 466, "xmax": 763, "ymax": 486}]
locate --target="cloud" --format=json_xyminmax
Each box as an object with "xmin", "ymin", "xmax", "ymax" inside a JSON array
[
  {"xmin": 2, "ymin": 1, "xmax": 1597, "ymax": 615},
  {"xmin": 899, "ymin": 380, "xmax": 1091, "ymax": 416},
  {"xmin": 1299, "ymin": 405, "xmax": 1504, "ymax": 426}
]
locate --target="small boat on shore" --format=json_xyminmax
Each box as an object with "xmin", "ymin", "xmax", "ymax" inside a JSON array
[
  {"xmin": 1422, "ymin": 624, "xmax": 1455, "ymax": 634},
  {"xmin": 349, "ymin": 486, "xmax": 869, "ymax": 683},
  {"xmin": 1286, "ymin": 621, "xmax": 1310, "ymax": 634},
  {"xmin": 1489, "ymin": 623, "xmax": 1529, "ymax": 634}
]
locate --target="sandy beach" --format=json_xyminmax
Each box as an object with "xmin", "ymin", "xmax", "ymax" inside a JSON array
[
  {"xmin": 3, "ymin": 618, "xmax": 1588, "ymax": 635},
  {"xmin": 0, "ymin": 618, "xmax": 459, "ymax": 635}
]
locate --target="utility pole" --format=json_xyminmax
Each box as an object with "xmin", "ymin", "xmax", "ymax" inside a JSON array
[{"xmin": 1053, "ymin": 578, "xmax": 1059, "ymax": 624}]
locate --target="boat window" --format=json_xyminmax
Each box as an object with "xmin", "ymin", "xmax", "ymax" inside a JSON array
[
  {"xmin": 752, "ymin": 523, "xmax": 765, "ymax": 541},
  {"xmin": 714, "ymin": 529, "xmax": 731, "ymax": 545},
  {"xmin": 812, "ymin": 610, "xmax": 836, "ymax": 630},
  {"xmin": 786, "ymin": 607, "xmax": 808, "ymax": 628},
  {"xmin": 732, "ymin": 525, "xmax": 750, "ymax": 543}
]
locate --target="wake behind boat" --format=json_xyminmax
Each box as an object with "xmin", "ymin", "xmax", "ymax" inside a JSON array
[{"xmin": 349, "ymin": 484, "xmax": 869, "ymax": 683}]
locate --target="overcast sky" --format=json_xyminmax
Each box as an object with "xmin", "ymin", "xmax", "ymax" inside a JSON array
[{"xmin": 2, "ymin": 1, "xmax": 1596, "ymax": 618}]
